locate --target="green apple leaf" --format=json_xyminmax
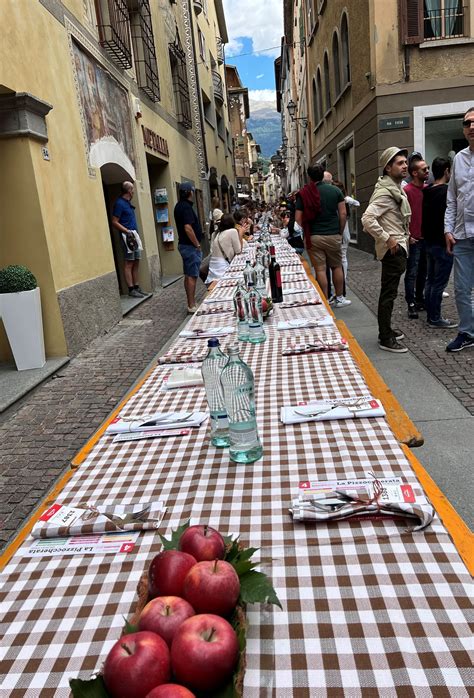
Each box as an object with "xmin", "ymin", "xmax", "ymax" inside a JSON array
[
  {"xmin": 239, "ymin": 570, "xmax": 282, "ymax": 608},
  {"xmin": 69, "ymin": 675, "xmax": 109, "ymax": 697},
  {"xmin": 158, "ymin": 519, "xmax": 190, "ymax": 550},
  {"xmin": 231, "ymin": 559, "xmax": 259, "ymax": 576},
  {"xmin": 122, "ymin": 617, "xmax": 139, "ymax": 636},
  {"xmin": 224, "ymin": 538, "xmax": 242, "ymax": 563}
]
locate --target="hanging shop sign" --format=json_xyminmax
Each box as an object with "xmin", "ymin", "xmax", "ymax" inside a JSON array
[{"xmin": 142, "ymin": 125, "xmax": 169, "ymax": 157}]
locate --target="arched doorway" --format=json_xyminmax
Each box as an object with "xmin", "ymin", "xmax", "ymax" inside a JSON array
[{"xmin": 100, "ymin": 162, "xmax": 136, "ymax": 296}]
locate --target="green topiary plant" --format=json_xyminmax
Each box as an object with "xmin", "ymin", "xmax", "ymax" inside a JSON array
[{"xmin": 0, "ymin": 265, "xmax": 38, "ymax": 294}]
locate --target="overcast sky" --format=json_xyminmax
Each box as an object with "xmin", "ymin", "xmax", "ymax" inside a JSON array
[{"xmin": 222, "ymin": 0, "xmax": 283, "ymax": 105}]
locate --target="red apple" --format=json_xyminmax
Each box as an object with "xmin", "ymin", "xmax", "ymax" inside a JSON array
[
  {"xmin": 261, "ymin": 298, "xmax": 268, "ymax": 313},
  {"xmin": 179, "ymin": 524, "xmax": 225, "ymax": 561},
  {"xmin": 183, "ymin": 560, "xmax": 240, "ymax": 616},
  {"xmin": 148, "ymin": 550, "xmax": 197, "ymax": 598},
  {"xmin": 146, "ymin": 685, "xmax": 196, "ymax": 698},
  {"xmin": 138, "ymin": 596, "xmax": 195, "ymax": 647},
  {"xmin": 171, "ymin": 614, "xmax": 239, "ymax": 692},
  {"xmin": 103, "ymin": 631, "xmax": 170, "ymax": 698}
]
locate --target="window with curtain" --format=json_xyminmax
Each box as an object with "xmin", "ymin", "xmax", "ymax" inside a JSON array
[
  {"xmin": 323, "ymin": 52, "xmax": 331, "ymax": 112},
  {"xmin": 423, "ymin": 0, "xmax": 464, "ymax": 40},
  {"xmin": 341, "ymin": 12, "xmax": 351, "ymax": 85},
  {"xmin": 332, "ymin": 31, "xmax": 341, "ymax": 97}
]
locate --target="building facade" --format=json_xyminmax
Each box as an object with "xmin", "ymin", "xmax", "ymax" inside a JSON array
[
  {"xmin": 225, "ymin": 65, "xmax": 252, "ymax": 201},
  {"xmin": 0, "ymin": 0, "xmax": 235, "ymax": 364},
  {"xmin": 278, "ymin": 0, "xmax": 474, "ymax": 250}
]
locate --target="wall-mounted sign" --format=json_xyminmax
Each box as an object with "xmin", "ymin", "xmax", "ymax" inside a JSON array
[
  {"xmin": 379, "ymin": 116, "xmax": 410, "ymax": 131},
  {"xmin": 142, "ymin": 125, "xmax": 169, "ymax": 157}
]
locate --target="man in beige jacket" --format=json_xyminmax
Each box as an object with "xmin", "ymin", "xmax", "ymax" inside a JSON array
[{"xmin": 362, "ymin": 147, "xmax": 411, "ymax": 353}]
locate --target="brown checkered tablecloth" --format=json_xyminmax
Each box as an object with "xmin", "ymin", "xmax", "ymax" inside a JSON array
[{"xmin": 0, "ymin": 241, "xmax": 471, "ymax": 697}]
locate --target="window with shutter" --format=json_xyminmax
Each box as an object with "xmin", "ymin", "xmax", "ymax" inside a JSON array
[
  {"xmin": 399, "ymin": 0, "xmax": 424, "ymax": 44},
  {"xmin": 169, "ymin": 32, "xmax": 192, "ymax": 129}
]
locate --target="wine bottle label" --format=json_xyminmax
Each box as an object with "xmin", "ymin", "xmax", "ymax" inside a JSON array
[{"xmin": 276, "ymin": 270, "xmax": 282, "ymax": 287}]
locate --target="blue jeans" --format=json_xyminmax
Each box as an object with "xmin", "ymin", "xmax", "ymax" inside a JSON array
[
  {"xmin": 425, "ymin": 244, "xmax": 453, "ymax": 322},
  {"xmin": 404, "ymin": 239, "xmax": 426, "ymax": 305},
  {"xmin": 453, "ymin": 237, "xmax": 474, "ymax": 337}
]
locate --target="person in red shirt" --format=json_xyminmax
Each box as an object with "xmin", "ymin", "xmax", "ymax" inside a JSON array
[{"xmin": 404, "ymin": 157, "xmax": 430, "ymax": 318}]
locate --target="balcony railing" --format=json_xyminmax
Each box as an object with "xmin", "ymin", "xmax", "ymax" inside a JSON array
[
  {"xmin": 216, "ymin": 37, "xmax": 224, "ymax": 64},
  {"xmin": 193, "ymin": 0, "xmax": 203, "ymax": 15},
  {"xmin": 212, "ymin": 69, "xmax": 224, "ymax": 104},
  {"xmin": 424, "ymin": 5, "xmax": 464, "ymax": 41},
  {"xmin": 96, "ymin": 0, "xmax": 132, "ymax": 69}
]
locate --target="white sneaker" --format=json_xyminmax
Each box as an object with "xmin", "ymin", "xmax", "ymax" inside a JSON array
[
  {"xmin": 328, "ymin": 295, "xmax": 336, "ymax": 305},
  {"xmin": 334, "ymin": 296, "xmax": 352, "ymax": 308},
  {"xmin": 442, "ymin": 291, "xmax": 449, "ymax": 298}
]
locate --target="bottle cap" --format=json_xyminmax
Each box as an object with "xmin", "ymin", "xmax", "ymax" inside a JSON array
[{"xmin": 208, "ymin": 337, "xmax": 220, "ymax": 347}]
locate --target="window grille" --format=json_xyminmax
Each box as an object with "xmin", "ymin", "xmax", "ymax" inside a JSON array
[
  {"xmin": 130, "ymin": 0, "xmax": 160, "ymax": 101},
  {"xmin": 169, "ymin": 34, "xmax": 192, "ymax": 129},
  {"xmin": 96, "ymin": 0, "xmax": 132, "ymax": 68}
]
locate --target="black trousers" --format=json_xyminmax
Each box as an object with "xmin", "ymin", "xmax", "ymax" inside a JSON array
[{"xmin": 378, "ymin": 247, "xmax": 407, "ymax": 341}]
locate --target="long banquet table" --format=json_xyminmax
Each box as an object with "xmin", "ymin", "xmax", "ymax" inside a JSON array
[{"xmin": 0, "ymin": 239, "xmax": 471, "ymax": 697}]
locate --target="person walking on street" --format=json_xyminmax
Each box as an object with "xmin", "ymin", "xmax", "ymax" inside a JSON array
[
  {"xmin": 444, "ymin": 108, "xmax": 474, "ymax": 352},
  {"xmin": 362, "ymin": 147, "xmax": 410, "ymax": 353},
  {"xmin": 112, "ymin": 181, "xmax": 146, "ymax": 298},
  {"xmin": 404, "ymin": 157, "xmax": 430, "ymax": 318},
  {"xmin": 174, "ymin": 182, "xmax": 203, "ymax": 313},
  {"xmin": 295, "ymin": 164, "xmax": 350, "ymax": 306},
  {"xmin": 423, "ymin": 157, "xmax": 457, "ymax": 329}
]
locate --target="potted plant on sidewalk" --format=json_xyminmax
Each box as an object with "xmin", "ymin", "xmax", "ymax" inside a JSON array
[{"xmin": 0, "ymin": 265, "xmax": 46, "ymax": 370}]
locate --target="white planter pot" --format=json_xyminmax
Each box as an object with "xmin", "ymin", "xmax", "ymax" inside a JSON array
[{"xmin": 0, "ymin": 287, "xmax": 46, "ymax": 370}]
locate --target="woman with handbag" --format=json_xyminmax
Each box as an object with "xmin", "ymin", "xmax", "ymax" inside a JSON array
[{"xmin": 205, "ymin": 213, "xmax": 244, "ymax": 290}]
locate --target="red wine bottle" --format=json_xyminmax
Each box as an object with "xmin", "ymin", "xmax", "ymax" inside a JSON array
[{"xmin": 269, "ymin": 245, "xmax": 283, "ymax": 303}]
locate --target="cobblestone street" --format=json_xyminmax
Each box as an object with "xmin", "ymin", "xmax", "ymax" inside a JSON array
[
  {"xmin": 347, "ymin": 247, "xmax": 474, "ymax": 415},
  {"xmin": 0, "ymin": 281, "xmax": 206, "ymax": 550}
]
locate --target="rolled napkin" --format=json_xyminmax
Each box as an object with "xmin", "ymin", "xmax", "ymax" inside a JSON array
[
  {"xmin": 282, "ymin": 338, "xmax": 348, "ymax": 355},
  {"xmin": 106, "ymin": 411, "xmax": 208, "ymax": 433},
  {"xmin": 179, "ymin": 325, "xmax": 235, "ymax": 339},
  {"xmin": 162, "ymin": 366, "xmax": 204, "ymax": 390},
  {"xmin": 196, "ymin": 304, "xmax": 233, "ymax": 316},
  {"xmin": 32, "ymin": 500, "xmax": 166, "ymax": 539},
  {"xmin": 289, "ymin": 478, "xmax": 434, "ymax": 532},
  {"xmin": 277, "ymin": 317, "xmax": 334, "ymax": 330},
  {"xmin": 282, "ymin": 287, "xmax": 312, "ymax": 295},
  {"xmin": 280, "ymin": 298, "xmax": 322, "ymax": 309},
  {"xmin": 280, "ymin": 396, "xmax": 385, "ymax": 424}
]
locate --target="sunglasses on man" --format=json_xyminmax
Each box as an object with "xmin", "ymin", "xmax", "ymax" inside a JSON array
[{"xmin": 462, "ymin": 119, "xmax": 474, "ymax": 128}]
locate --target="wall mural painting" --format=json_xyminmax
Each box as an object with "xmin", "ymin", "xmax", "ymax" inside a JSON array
[{"xmin": 72, "ymin": 41, "xmax": 135, "ymax": 165}]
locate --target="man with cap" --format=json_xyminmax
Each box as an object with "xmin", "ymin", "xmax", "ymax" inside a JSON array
[
  {"xmin": 174, "ymin": 181, "xmax": 203, "ymax": 313},
  {"xmin": 362, "ymin": 147, "xmax": 411, "ymax": 352}
]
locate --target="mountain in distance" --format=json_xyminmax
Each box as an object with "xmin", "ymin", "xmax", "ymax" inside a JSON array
[{"xmin": 247, "ymin": 100, "xmax": 281, "ymax": 158}]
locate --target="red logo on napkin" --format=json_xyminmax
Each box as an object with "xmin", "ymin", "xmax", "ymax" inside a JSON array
[
  {"xmin": 401, "ymin": 485, "xmax": 415, "ymax": 503},
  {"xmin": 39, "ymin": 504, "xmax": 62, "ymax": 521}
]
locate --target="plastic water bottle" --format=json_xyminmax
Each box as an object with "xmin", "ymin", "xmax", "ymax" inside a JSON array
[
  {"xmin": 243, "ymin": 260, "xmax": 256, "ymax": 289},
  {"xmin": 246, "ymin": 283, "xmax": 266, "ymax": 344},
  {"xmin": 233, "ymin": 282, "xmax": 248, "ymax": 341},
  {"xmin": 221, "ymin": 345, "xmax": 263, "ymax": 463},
  {"xmin": 201, "ymin": 338, "xmax": 230, "ymax": 447}
]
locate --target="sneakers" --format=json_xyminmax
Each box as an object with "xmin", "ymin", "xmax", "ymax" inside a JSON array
[
  {"xmin": 446, "ymin": 332, "xmax": 474, "ymax": 352},
  {"xmin": 427, "ymin": 318, "xmax": 458, "ymax": 329},
  {"xmin": 328, "ymin": 295, "xmax": 336, "ymax": 305},
  {"xmin": 334, "ymin": 296, "xmax": 352, "ymax": 308},
  {"xmin": 407, "ymin": 303, "xmax": 418, "ymax": 319},
  {"xmin": 392, "ymin": 329, "xmax": 405, "ymax": 340},
  {"xmin": 187, "ymin": 305, "xmax": 198, "ymax": 313},
  {"xmin": 442, "ymin": 291, "xmax": 449, "ymax": 298},
  {"xmin": 378, "ymin": 337, "xmax": 408, "ymax": 353},
  {"xmin": 135, "ymin": 286, "xmax": 147, "ymax": 297},
  {"xmin": 128, "ymin": 289, "xmax": 144, "ymax": 298},
  {"xmin": 415, "ymin": 301, "xmax": 426, "ymax": 312}
]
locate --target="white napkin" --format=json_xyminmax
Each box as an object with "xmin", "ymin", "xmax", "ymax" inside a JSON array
[
  {"xmin": 106, "ymin": 411, "xmax": 208, "ymax": 434},
  {"xmin": 163, "ymin": 367, "xmax": 204, "ymax": 390},
  {"xmin": 179, "ymin": 326, "xmax": 234, "ymax": 339},
  {"xmin": 277, "ymin": 317, "xmax": 334, "ymax": 330},
  {"xmin": 280, "ymin": 397, "xmax": 385, "ymax": 424},
  {"xmin": 204, "ymin": 295, "xmax": 235, "ymax": 304}
]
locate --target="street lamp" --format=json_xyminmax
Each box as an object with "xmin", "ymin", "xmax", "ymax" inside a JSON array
[{"xmin": 287, "ymin": 99, "xmax": 308, "ymax": 128}]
